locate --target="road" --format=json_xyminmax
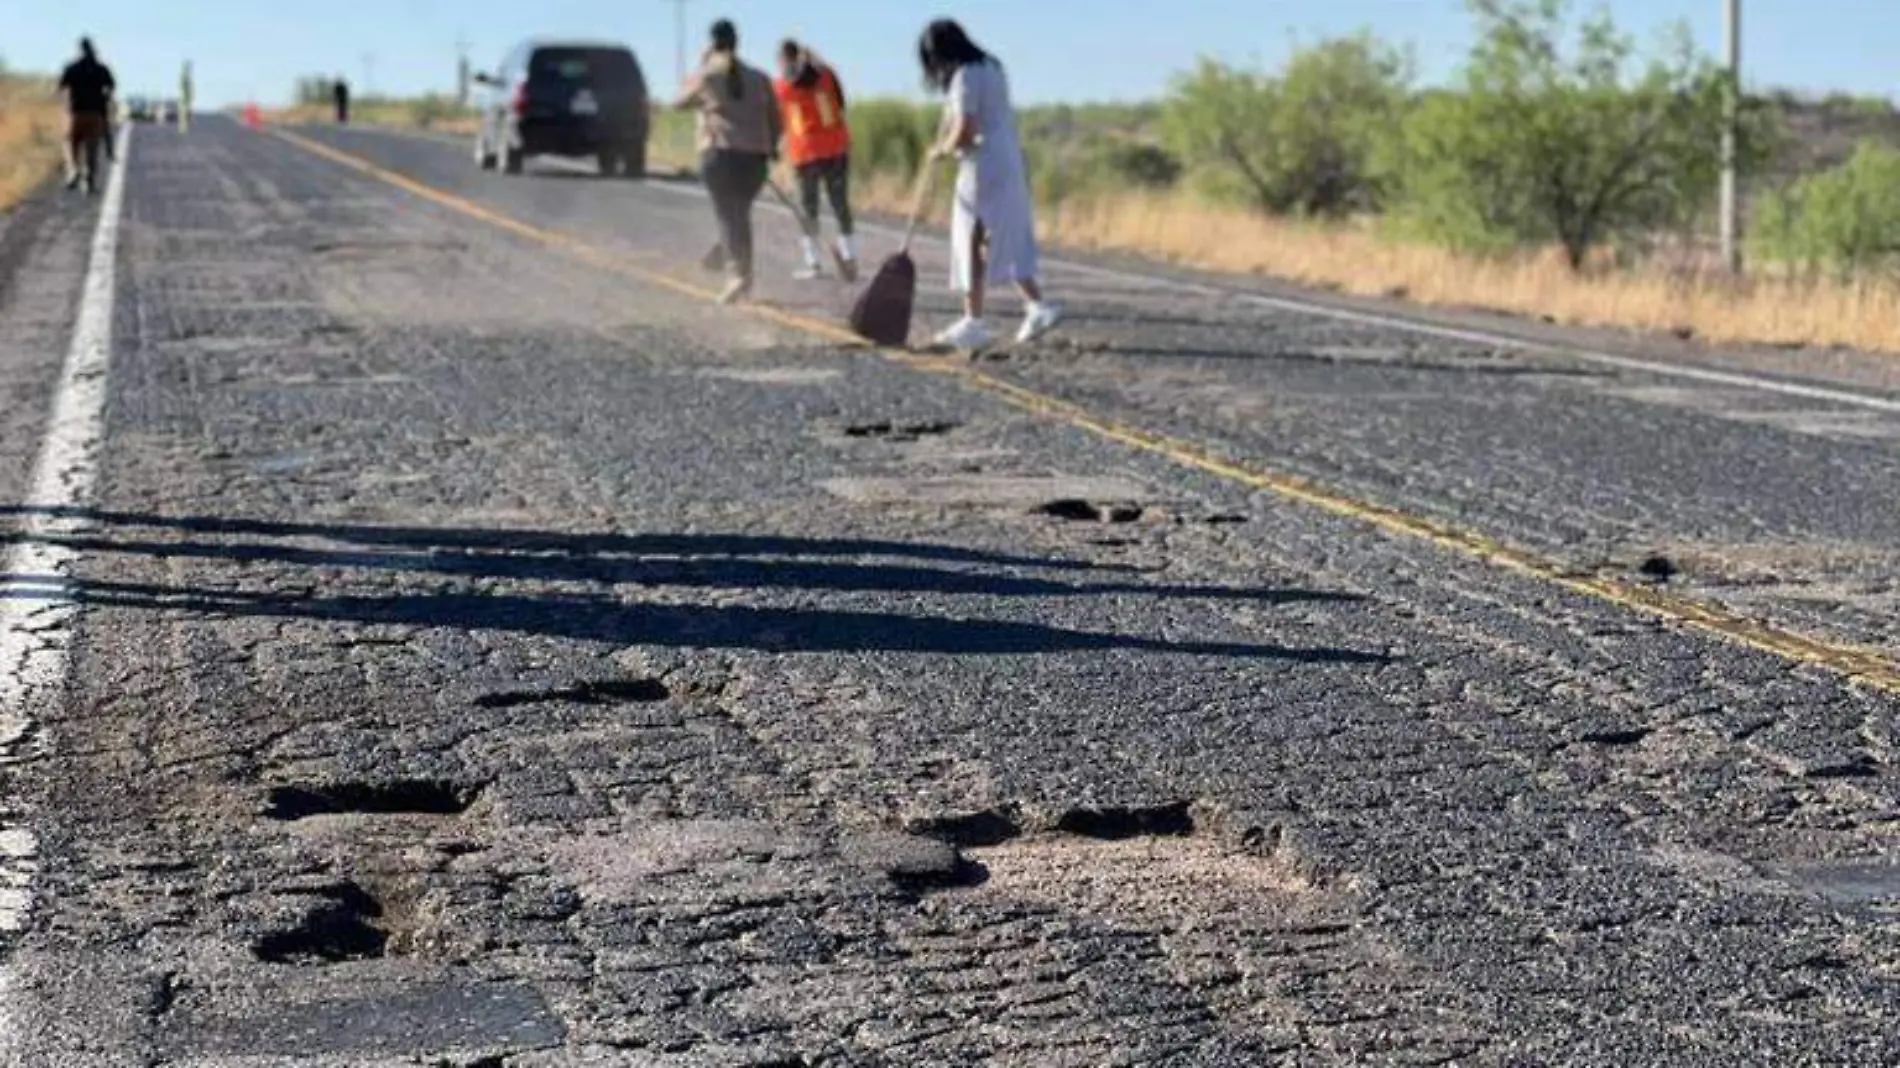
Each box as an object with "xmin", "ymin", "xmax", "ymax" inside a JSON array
[{"xmin": 0, "ymin": 117, "xmax": 1895, "ymax": 1066}]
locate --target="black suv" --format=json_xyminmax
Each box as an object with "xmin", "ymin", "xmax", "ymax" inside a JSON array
[{"xmin": 475, "ymin": 40, "xmax": 649, "ymax": 177}]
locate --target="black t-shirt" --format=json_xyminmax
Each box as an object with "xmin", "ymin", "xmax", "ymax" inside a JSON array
[{"xmin": 59, "ymin": 57, "xmax": 116, "ymax": 115}]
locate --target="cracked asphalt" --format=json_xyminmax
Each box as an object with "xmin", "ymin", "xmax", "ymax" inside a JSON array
[{"xmin": 0, "ymin": 118, "xmax": 1896, "ymax": 1066}]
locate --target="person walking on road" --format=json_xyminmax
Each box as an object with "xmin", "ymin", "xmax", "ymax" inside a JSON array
[
  {"xmin": 674, "ymin": 19, "xmax": 780, "ymax": 304},
  {"xmin": 774, "ymin": 40, "xmax": 858, "ymax": 282},
  {"xmin": 920, "ymin": 19, "xmax": 1061, "ymax": 351},
  {"xmin": 57, "ymin": 37, "xmax": 116, "ymax": 194},
  {"xmin": 333, "ymin": 77, "xmax": 351, "ymax": 124}
]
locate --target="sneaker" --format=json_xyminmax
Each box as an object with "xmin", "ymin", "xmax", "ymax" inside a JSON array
[
  {"xmin": 793, "ymin": 262, "xmax": 824, "ymax": 281},
  {"xmin": 837, "ymin": 257, "xmax": 860, "ymax": 284},
  {"xmin": 933, "ymin": 317, "xmax": 995, "ymax": 351},
  {"xmin": 1016, "ymin": 301, "xmax": 1064, "ymax": 344},
  {"xmin": 717, "ymin": 276, "xmax": 752, "ymax": 305}
]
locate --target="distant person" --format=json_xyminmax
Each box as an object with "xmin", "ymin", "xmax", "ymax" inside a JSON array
[
  {"xmin": 674, "ymin": 19, "xmax": 781, "ymax": 304},
  {"xmin": 920, "ymin": 19, "xmax": 1061, "ymax": 350},
  {"xmin": 774, "ymin": 39, "xmax": 857, "ymax": 281},
  {"xmin": 57, "ymin": 37, "xmax": 116, "ymax": 193},
  {"xmin": 333, "ymin": 77, "xmax": 350, "ymax": 124}
]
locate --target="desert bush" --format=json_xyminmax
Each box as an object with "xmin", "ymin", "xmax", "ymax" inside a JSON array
[
  {"xmin": 1161, "ymin": 34, "xmax": 1410, "ymax": 217},
  {"xmin": 1751, "ymin": 141, "xmax": 1900, "ymax": 277}
]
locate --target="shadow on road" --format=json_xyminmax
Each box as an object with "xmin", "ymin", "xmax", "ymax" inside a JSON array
[{"xmin": 1, "ymin": 509, "xmax": 1390, "ymax": 662}]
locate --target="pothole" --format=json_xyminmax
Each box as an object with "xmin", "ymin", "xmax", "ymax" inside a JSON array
[
  {"xmin": 841, "ymin": 419, "xmax": 960, "ymax": 442},
  {"xmin": 473, "ymin": 676, "xmax": 670, "ymax": 709},
  {"xmin": 254, "ymin": 882, "xmax": 388, "ymax": 964},
  {"xmin": 905, "ymin": 807, "xmax": 1024, "ymax": 848},
  {"xmin": 264, "ymin": 779, "xmax": 479, "ymax": 821},
  {"xmin": 1638, "ymin": 555, "xmax": 1680, "ymax": 582},
  {"xmin": 1054, "ymin": 800, "xmax": 1196, "ymax": 840},
  {"xmin": 1578, "ymin": 727, "xmax": 1652, "ymax": 748},
  {"xmin": 1035, "ymin": 499, "xmax": 1145, "ymax": 524}
]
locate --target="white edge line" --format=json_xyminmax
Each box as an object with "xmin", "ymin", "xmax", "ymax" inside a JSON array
[
  {"xmin": 0, "ymin": 123, "xmax": 130, "ymax": 1052},
  {"xmin": 624, "ymin": 160, "xmax": 1900, "ymax": 416}
]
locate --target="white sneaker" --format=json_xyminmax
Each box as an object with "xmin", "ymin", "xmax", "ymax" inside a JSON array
[
  {"xmin": 933, "ymin": 317, "xmax": 995, "ymax": 351},
  {"xmin": 1016, "ymin": 301, "xmax": 1064, "ymax": 344}
]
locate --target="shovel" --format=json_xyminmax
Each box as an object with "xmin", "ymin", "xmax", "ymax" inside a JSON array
[{"xmin": 846, "ymin": 164, "xmax": 937, "ymax": 347}]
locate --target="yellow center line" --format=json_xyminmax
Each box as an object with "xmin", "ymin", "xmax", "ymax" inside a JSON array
[{"xmin": 268, "ymin": 126, "xmax": 1900, "ymax": 697}]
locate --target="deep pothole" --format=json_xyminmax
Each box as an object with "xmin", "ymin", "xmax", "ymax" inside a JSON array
[
  {"xmin": 254, "ymin": 881, "xmax": 389, "ymax": 964},
  {"xmin": 907, "ymin": 799, "xmax": 1210, "ymax": 849},
  {"xmin": 1035, "ymin": 499, "xmax": 1145, "ymax": 524},
  {"xmin": 841, "ymin": 419, "xmax": 960, "ymax": 442},
  {"xmin": 264, "ymin": 779, "xmax": 480, "ymax": 821},
  {"xmin": 474, "ymin": 676, "xmax": 671, "ymax": 709}
]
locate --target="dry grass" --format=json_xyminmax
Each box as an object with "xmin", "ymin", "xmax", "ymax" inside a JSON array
[
  {"xmin": 0, "ymin": 77, "xmax": 69, "ymax": 212},
  {"xmin": 858, "ymin": 178, "xmax": 1900, "ymax": 354}
]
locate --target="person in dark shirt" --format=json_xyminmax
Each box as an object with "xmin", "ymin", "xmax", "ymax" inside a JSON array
[
  {"xmin": 57, "ymin": 37, "xmax": 116, "ymax": 193},
  {"xmin": 333, "ymin": 78, "xmax": 351, "ymax": 124}
]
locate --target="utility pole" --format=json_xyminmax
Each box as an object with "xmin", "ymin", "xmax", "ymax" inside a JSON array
[
  {"xmin": 179, "ymin": 60, "xmax": 193, "ymax": 134},
  {"xmin": 1719, "ymin": 0, "xmax": 1742, "ymax": 274},
  {"xmin": 663, "ymin": 0, "xmax": 691, "ymax": 87},
  {"xmin": 456, "ymin": 35, "xmax": 472, "ymax": 106}
]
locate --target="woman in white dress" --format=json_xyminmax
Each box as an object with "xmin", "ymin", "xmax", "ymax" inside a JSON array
[{"xmin": 921, "ymin": 20, "xmax": 1062, "ymax": 351}]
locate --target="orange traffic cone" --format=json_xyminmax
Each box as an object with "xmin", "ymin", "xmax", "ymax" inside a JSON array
[{"xmin": 243, "ymin": 103, "xmax": 262, "ymax": 129}]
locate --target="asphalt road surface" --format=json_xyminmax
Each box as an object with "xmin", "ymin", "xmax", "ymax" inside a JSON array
[{"xmin": 0, "ymin": 118, "xmax": 1896, "ymax": 1066}]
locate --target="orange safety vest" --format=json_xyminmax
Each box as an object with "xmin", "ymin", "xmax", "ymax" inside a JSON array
[{"xmin": 775, "ymin": 67, "xmax": 851, "ymax": 167}]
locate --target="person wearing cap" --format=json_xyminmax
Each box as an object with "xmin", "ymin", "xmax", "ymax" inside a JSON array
[
  {"xmin": 674, "ymin": 18, "xmax": 781, "ymax": 304},
  {"xmin": 774, "ymin": 40, "xmax": 857, "ymax": 282}
]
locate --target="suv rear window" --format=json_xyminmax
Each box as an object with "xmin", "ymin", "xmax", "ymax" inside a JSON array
[{"xmin": 530, "ymin": 48, "xmax": 642, "ymax": 91}]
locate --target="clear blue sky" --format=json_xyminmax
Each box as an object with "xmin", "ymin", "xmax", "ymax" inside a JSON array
[{"xmin": 3, "ymin": 0, "xmax": 1896, "ymax": 108}]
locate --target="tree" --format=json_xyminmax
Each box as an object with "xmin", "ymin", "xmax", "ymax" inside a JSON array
[
  {"xmin": 1161, "ymin": 34, "xmax": 1410, "ymax": 217},
  {"xmin": 1395, "ymin": 0, "xmax": 1770, "ymax": 269}
]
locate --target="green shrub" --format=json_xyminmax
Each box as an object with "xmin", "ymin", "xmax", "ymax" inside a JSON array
[
  {"xmin": 848, "ymin": 99, "xmax": 938, "ymax": 182},
  {"xmin": 1160, "ymin": 34, "xmax": 1410, "ymax": 217},
  {"xmin": 1099, "ymin": 141, "xmax": 1182, "ymax": 190},
  {"xmin": 1750, "ymin": 141, "xmax": 1900, "ymax": 277},
  {"xmin": 408, "ymin": 94, "xmax": 468, "ymax": 129}
]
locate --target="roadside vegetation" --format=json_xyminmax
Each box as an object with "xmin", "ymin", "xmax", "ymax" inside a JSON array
[
  {"xmin": 0, "ymin": 72, "xmax": 70, "ymax": 212},
  {"xmin": 275, "ymin": 77, "xmax": 481, "ymax": 135}
]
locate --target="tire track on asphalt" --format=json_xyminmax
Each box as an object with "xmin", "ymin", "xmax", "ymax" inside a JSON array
[
  {"xmin": 0, "ymin": 126, "xmax": 130, "ymax": 1051},
  {"xmin": 264, "ymin": 127, "xmax": 1900, "ymax": 697}
]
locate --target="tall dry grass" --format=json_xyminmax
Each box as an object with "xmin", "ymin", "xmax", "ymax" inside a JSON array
[
  {"xmin": 0, "ymin": 78, "xmax": 69, "ymax": 211},
  {"xmin": 857, "ymin": 178, "xmax": 1900, "ymax": 354}
]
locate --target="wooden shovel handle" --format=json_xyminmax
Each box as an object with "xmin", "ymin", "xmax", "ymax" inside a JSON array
[{"xmin": 901, "ymin": 161, "xmax": 939, "ymax": 254}]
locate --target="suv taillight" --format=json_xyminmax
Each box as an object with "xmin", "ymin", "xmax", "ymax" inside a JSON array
[{"xmin": 511, "ymin": 84, "xmax": 528, "ymax": 116}]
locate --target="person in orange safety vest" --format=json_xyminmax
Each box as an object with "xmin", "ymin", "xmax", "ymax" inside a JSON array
[{"xmin": 774, "ymin": 40, "xmax": 858, "ymax": 281}]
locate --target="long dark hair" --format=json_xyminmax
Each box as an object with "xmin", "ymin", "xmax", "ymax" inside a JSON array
[
  {"xmin": 710, "ymin": 19, "xmax": 742, "ymax": 98},
  {"xmin": 918, "ymin": 19, "xmax": 992, "ymax": 93}
]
